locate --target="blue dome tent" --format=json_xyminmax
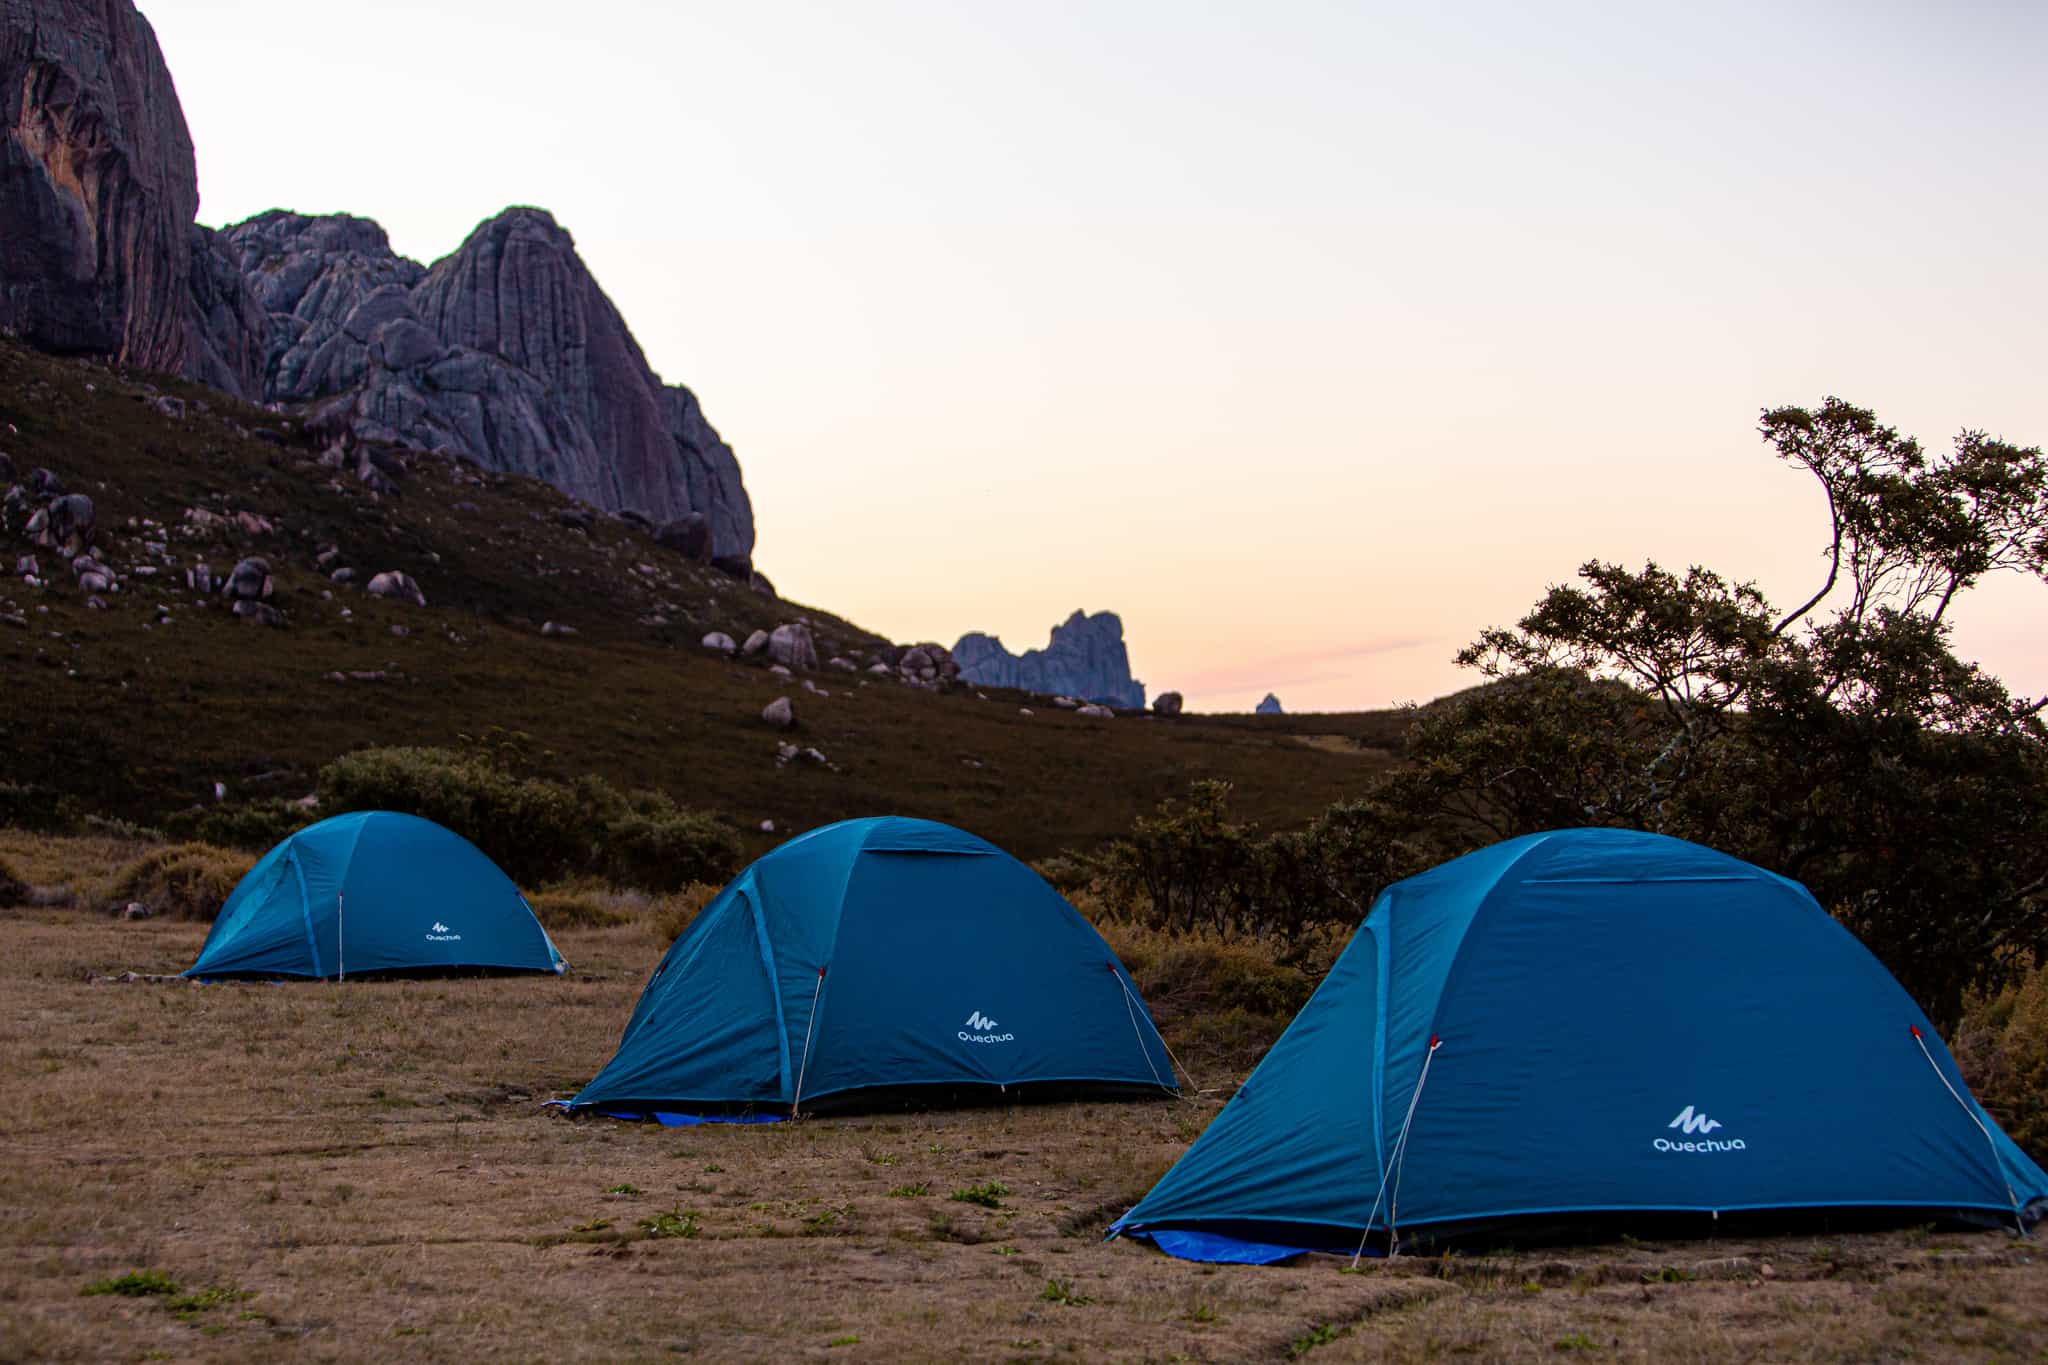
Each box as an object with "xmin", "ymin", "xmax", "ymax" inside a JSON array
[
  {"xmin": 566, "ymin": 817, "xmax": 1176, "ymax": 1120},
  {"xmin": 184, "ymin": 811, "xmax": 565, "ymax": 979},
  {"xmin": 1111, "ymin": 828, "xmax": 2048, "ymax": 1263}
]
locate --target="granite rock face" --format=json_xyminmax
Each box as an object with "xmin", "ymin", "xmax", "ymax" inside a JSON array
[
  {"xmin": 954, "ymin": 610, "xmax": 1145, "ymax": 709},
  {"xmin": 0, "ymin": 0, "xmax": 261, "ymax": 396},
  {"xmin": 222, "ymin": 207, "xmax": 755, "ymax": 561},
  {"xmin": 4, "ymin": 3, "xmax": 754, "ymax": 563}
]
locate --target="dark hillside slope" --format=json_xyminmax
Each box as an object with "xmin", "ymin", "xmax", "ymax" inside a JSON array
[{"xmin": 0, "ymin": 342, "xmax": 1395, "ymax": 857}]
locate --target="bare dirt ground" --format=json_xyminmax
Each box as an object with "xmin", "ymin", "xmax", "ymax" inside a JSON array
[{"xmin": 4, "ymin": 907, "xmax": 2045, "ymax": 1363}]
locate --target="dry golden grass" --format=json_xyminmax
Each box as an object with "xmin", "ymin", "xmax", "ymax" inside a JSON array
[{"xmin": 3, "ymin": 895, "xmax": 2046, "ymax": 1361}]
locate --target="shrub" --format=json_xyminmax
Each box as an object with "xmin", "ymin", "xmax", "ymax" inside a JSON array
[
  {"xmin": 316, "ymin": 747, "xmax": 740, "ymax": 892},
  {"xmin": 164, "ymin": 799, "xmax": 316, "ymax": 851},
  {"xmin": 600, "ymin": 794, "xmax": 742, "ymax": 892},
  {"xmin": 0, "ymin": 781, "xmax": 78, "ymax": 833},
  {"xmin": 648, "ymin": 882, "xmax": 722, "ymax": 946},
  {"xmin": 1954, "ymin": 957, "xmax": 2048, "ymax": 1162},
  {"xmin": 527, "ymin": 883, "xmax": 640, "ymax": 931},
  {"xmin": 0, "ymin": 853, "xmax": 23, "ymax": 906},
  {"xmin": 104, "ymin": 843, "xmax": 255, "ymax": 920}
]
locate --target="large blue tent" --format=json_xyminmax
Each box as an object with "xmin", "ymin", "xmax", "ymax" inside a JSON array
[
  {"xmin": 1112, "ymin": 828, "xmax": 2048, "ymax": 1263},
  {"xmin": 566, "ymin": 817, "xmax": 1176, "ymax": 1119},
  {"xmin": 185, "ymin": 811, "xmax": 565, "ymax": 979}
]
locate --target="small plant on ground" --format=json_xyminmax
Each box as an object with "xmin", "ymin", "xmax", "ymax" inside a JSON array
[
  {"xmin": 1185, "ymin": 1302, "xmax": 1221, "ymax": 1324},
  {"xmin": 950, "ymin": 1181, "xmax": 1010, "ymax": 1209},
  {"xmin": 82, "ymin": 1270, "xmax": 179, "ymax": 1298},
  {"xmin": 166, "ymin": 1285, "xmax": 255, "ymax": 1323},
  {"xmin": 570, "ymin": 1217, "xmax": 613, "ymax": 1234},
  {"xmin": 1288, "ymin": 1323, "xmax": 1352, "ymax": 1356},
  {"xmin": 1553, "ymin": 1332, "xmax": 1600, "ymax": 1351},
  {"xmin": 828, "ymin": 1336, "xmax": 860, "ymax": 1348},
  {"xmin": 887, "ymin": 1183, "xmax": 929, "ymax": 1198},
  {"xmin": 1040, "ymin": 1278, "xmax": 1093, "ymax": 1307},
  {"xmin": 637, "ymin": 1207, "xmax": 699, "ymax": 1239},
  {"xmin": 604, "ymin": 1183, "xmax": 641, "ymax": 1195}
]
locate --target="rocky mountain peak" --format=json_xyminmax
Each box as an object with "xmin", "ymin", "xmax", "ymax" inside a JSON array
[
  {"xmin": 954, "ymin": 609, "xmax": 1146, "ymax": 709},
  {"xmin": 3, "ymin": 2, "xmax": 756, "ymax": 564}
]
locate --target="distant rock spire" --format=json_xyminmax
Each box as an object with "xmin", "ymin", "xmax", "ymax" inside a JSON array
[{"xmin": 954, "ymin": 610, "xmax": 1145, "ymax": 708}]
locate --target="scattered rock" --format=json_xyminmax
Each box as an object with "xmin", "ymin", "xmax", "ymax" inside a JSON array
[
  {"xmin": 556, "ymin": 506, "xmax": 595, "ymax": 531},
  {"xmin": 827, "ymin": 656, "xmax": 856, "ymax": 672},
  {"xmin": 1018, "ymin": 708, "xmax": 1034, "ymax": 717},
  {"xmin": 366, "ymin": 570, "xmax": 426, "ymax": 606},
  {"xmin": 32, "ymin": 494, "xmax": 97, "ymax": 557},
  {"xmin": 1154, "ymin": 691, "xmax": 1184, "ymax": 718},
  {"xmin": 223, "ymin": 557, "xmax": 272, "ymax": 601},
  {"xmin": 762, "ymin": 696, "xmax": 795, "ymax": 729},
  {"xmin": 232, "ymin": 600, "xmax": 284, "ymax": 627},
  {"xmin": 390, "ymin": 624, "xmax": 410, "ymax": 638},
  {"xmin": 701, "ymin": 631, "xmax": 737, "ymax": 654},
  {"xmin": 120, "ymin": 901, "xmax": 155, "ymax": 920},
  {"xmin": 330, "ymin": 567, "xmax": 355, "ymax": 583},
  {"xmin": 1256, "ymin": 693, "xmax": 1284, "ymax": 716},
  {"xmin": 866, "ymin": 662, "xmax": 890, "ymax": 675},
  {"xmin": 541, "ymin": 621, "xmax": 577, "ymax": 637},
  {"xmin": 150, "ymin": 395, "xmax": 186, "ymax": 419},
  {"xmin": 185, "ymin": 562, "xmax": 216, "ymax": 593},
  {"xmin": 741, "ymin": 629, "xmax": 770, "ymax": 657},
  {"xmin": 801, "ymin": 680, "xmax": 830, "ymax": 697},
  {"xmin": 768, "ymin": 663, "xmax": 792, "ymax": 677},
  {"xmin": 1077, "ymin": 704, "xmax": 1114, "ymax": 718},
  {"xmin": 759, "ymin": 819, "xmax": 776, "ymax": 833},
  {"xmin": 15, "ymin": 555, "xmax": 38, "ymax": 579},
  {"xmin": 1053, "ymin": 696, "xmax": 1078, "ymax": 710},
  {"xmin": 26, "ymin": 468, "xmax": 62, "ymax": 498},
  {"xmin": 768, "ymin": 623, "xmax": 819, "ymax": 671}
]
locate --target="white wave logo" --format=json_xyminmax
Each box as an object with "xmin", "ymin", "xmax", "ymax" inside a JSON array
[
  {"xmin": 426, "ymin": 920, "xmax": 462, "ymax": 942},
  {"xmin": 1653, "ymin": 1104, "xmax": 1745, "ymax": 1153},
  {"xmin": 958, "ymin": 1009, "xmax": 1014, "ymax": 1044}
]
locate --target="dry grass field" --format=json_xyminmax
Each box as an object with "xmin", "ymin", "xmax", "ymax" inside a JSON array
[{"xmin": 5, "ymin": 897, "xmax": 2047, "ymax": 1362}]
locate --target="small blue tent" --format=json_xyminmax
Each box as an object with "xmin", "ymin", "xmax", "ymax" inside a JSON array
[
  {"xmin": 1112, "ymin": 828, "xmax": 2048, "ymax": 1263},
  {"xmin": 185, "ymin": 811, "xmax": 565, "ymax": 979},
  {"xmin": 566, "ymin": 817, "xmax": 1176, "ymax": 1119}
]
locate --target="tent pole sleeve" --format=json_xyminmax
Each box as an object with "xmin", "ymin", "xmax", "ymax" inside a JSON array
[
  {"xmin": 791, "ymin": 967, "xmax": 827, "ymax": 1117},
  {"xmin": 1911, "ymin": 1026, "xmax": 2023, "ymax": 1231},
  {"xmin": 1353, "ymin": 1035, "xmax": 1441, "ymax": 1266}
]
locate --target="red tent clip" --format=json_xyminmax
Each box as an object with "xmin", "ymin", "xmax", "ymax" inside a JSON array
[{"xmin": 1909, "ymin": 1025, "xmax": 1921, "ymax": 1039}]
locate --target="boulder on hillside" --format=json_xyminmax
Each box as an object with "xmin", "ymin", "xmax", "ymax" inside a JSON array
[
  {"xmin": 1154, "ymin": 691, "xmax": 1184, "ymax": 718},
  {"xmin": 1256, "ymin": 693, "xmax": 1284, "ymax": 716},
  {"xmin": 701, "ymin": 631, "xmax": 737, "ymax": 654},
  {"xmin": 222, "ymin": 557, "xmax": 271, "ymax": 601},
  {"xmin": 232, "ymin": 599, "xmax": 283, "ymax": 627},
  {"xmin": 366, "ymin": 570, "xmax": 426, "ymax": 606},
  {"xmin": 741, "ymin": 629, "xmax": 770, "ymax": 657},
  {"xmin": 28, "ymin": 493, "xmax": 95, "ymax": 557},
  {"xmin": 761, "ymin": 696, "xmax": 795, "ymax": 729},
  {"xmin": 1077, "ymin": 704, "xmax": 1114, "ymax": 718},
  {"xmin": 768, "ymin": 623, "xmax": 818, "ymax": 672}
]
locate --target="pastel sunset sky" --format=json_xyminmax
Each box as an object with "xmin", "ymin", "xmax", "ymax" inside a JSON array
[{"xmin": 145, "ymin": 1, "xmax": 2046, "ymax": 712}]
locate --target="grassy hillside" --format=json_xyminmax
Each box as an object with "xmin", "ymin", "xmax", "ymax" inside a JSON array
[{"xmin": 0, "ymin": 340, "xmax": 1398, "ymax": 860}]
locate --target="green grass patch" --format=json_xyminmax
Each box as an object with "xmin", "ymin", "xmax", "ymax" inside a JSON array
[{"xmin": 949, "ymin": 1181, "xmax": 1010, "ymax": 1209}]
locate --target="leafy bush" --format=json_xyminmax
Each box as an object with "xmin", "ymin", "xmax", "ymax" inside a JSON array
[
  {"xmin": 527, "ymin": 883, "xmax": 640, "ymax": 931},
  {"xmin": 0, "ymin": 781, "xmax": 78, "ymax": 833},
  {"xmin": 164, "ymin": 799, "xmax": 316, "ymax": 851},
  {"xmin": 599, "ymin": 793, "xmax": 741, "ymax": 892},
  {"xmin": 0, "ymin": 853, "xmax": 23, "ymax": 906},
  {"xmin": 104, "ymin": 843, "xmax": 255, "ymax": 920},
  {"xmin": 1954, "ymin": 957, "xmax": 2048, "ymax": 1162},
  {"xmin": 648, "ymin": 883, "xmax": 722, "ymax": 946},
  {"xmin": 316, "ymin": 747, "xmax": 739, "ymax": 892}
]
